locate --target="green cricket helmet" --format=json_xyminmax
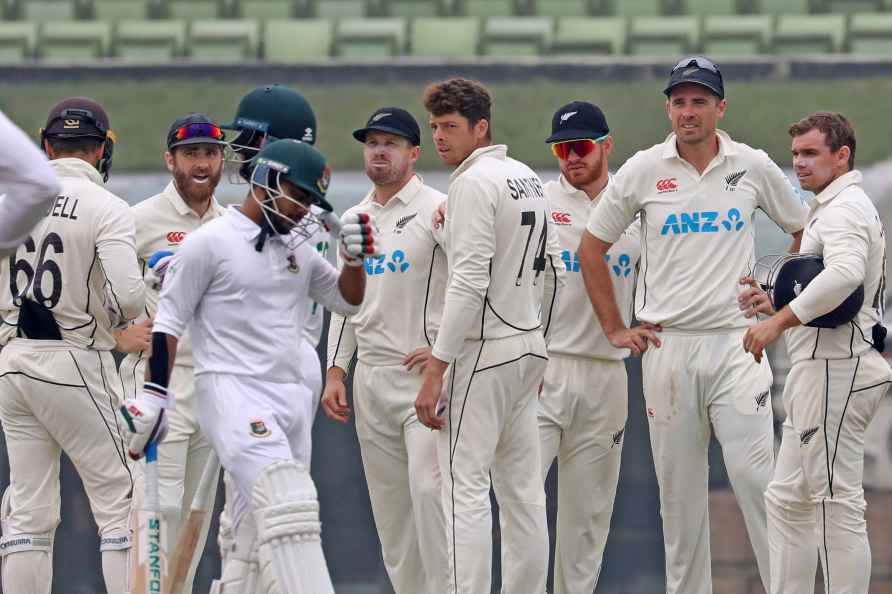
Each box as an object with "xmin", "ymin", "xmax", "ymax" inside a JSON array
[
  {"xmin": 223, "ymin": 84, "xmax": 316, "ymax": 156},
  {"xmin": 249, "ymin": 139, "xmax": 333, "ymax": 249}
]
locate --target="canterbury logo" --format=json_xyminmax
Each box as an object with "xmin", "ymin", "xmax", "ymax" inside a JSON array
[
  {"xmin": 560, "ymin": 111, "xmax": 577, "ymax": 122},
  {"xmin": 395, "ymin": 212, "xmax": 417, "ymax": 231},
  {"xmin": 656, "ymin": 178, "xmax": 677, "ymax": 192},
  {"xmin": 725, "ymin": 170, "xmax": 747, "ymax": 190},
  {"xmin": 800, "ymin": 426, "xmax": 819, "ymax": 446},
  {"xmin": 372, "ymin": 112, "xmax": 391, "ymax": 122},
  {"xmin": 611, "ymin": 428, "xmax": 625, "ymax": 447},
  {"xmin": 551, "ymin": 212, "xmax": 572, "ymax": 225},
  {"xmin": 755, "ymin": 390, "xmax": 769, "ymax": 411},
  {"xmin": 166, "ymin": 231, "xmax": 186, "ymax": 244}
]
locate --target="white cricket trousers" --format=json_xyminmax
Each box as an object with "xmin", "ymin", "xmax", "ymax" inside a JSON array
[
  {"xmin": 439, "ymin": 332, "xmax": 549, "ymax": 594},
  {"xmin": 766, "ymin": 351, "xmax": 892, "ymax": 594},
  {"xmin": 0, "ymin": 339, "xmax": 133, "ymax": 594},
  {"xmin": 353, "ymin": 361, "xmax": 449, "ymax": 594},
  {"xmin": 538, "ymin": 355, "xmax": 627, "ymax": 594},
  {"xmin": 641, "ymin": 329, "xmax": 774, "ymax": 594}
]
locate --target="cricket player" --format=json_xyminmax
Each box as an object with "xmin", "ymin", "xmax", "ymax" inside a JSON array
[
  {"xmin": 414, "ymin": 78, "xmax": 560, "ymax": 594},
  {"xmin": 117, "ymin": 138, "xmax": 379, "ymax": 594},
  {"xmin": 743, "ymin": 112, "xmax": 892, "ymax": 594},
  {"xmin": 0, "ymin": 109, "xmax": 61, "ymax": 257},
  {"xmin": 114, "ymin": 113, "xmax": 227, "ymax": 594},
  {"xmin": 578, "ymin": 57, "xmax": 806, "ymax": 594},
  {"xmin": 0, "ymin": 97, "xmax": 143, "ymax": 594},
  {"xmin": 321, "ymin": 107, "xmax": 449, "ymax": 594},
  {"xmin": 540, "ymin": 101, "xmax": 639, "ymax": 594}
]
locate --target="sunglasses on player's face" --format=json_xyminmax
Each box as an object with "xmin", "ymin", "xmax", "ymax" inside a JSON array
[
  {"xmin": 175, "ymin": 123, "xmax": 224, "ymax": 142},
  {"xmin": 550, "ymin": 135, "xmax": 609, "ymax": 160}
]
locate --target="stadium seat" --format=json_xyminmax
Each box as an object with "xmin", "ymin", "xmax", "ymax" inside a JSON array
[
  {"xmin": 0, "ymin": 22, "xmax": 36, "ymax": 60},
  {"xmin": 165, "ymin": 0, "xmax": 223, "ymax": 18},
  {"xmin": 264, "ymin": 18, "xmax": 332, "ymax": 60},
  {"xmin": 826, "ymin": 0, "xmax": 880, "ymax": 12},
  {"xmin": 410, "ymin": 16, "xmax": 479, "ymax": 56},
  {"xmin": 20, "ymin": 0, "xmax": 76, "ymax": 21},
  {"xmin": 481, "ymin": 16, "xmax": 552, "ymax": 55},
  {"xmin": 336, "ymin": 17, "xmax": 406, "ymax": 57},
  {"xmin": 551, "ymin": 16, "xmax": 625, "ymax": 54},
  {"xmin": 610, "ymin": 0, "xmax": 663, "ymax": 16},
  {"xmin": 532, "ymin": 0, "xmax": 593, "ymax": 16},
  {"xmin": 702, "ymin": 14, "xmax": 771, "ymax": 54},
  {"xmin": 90, "ymin": 0, "xmax": 154, "ymax": 20},
  {"xmin": 39, "ymin": 20, "xmax": 111, "ymax": 59},
  {"xmin": 189, "ymin": 18, "xmax": 258, "ymax": 58},
  {"xmin": 238, "ymin": 0, "xmax": 296, "ymax": 18},
  {"xmin": 773, "ymin": 14, "xmax": 846, "ymax": 54},
  {"xmin": 313, "ymin": 0, "xmax": 368, "ymax": 17},
  {"xmin": 849, "ymin": 13, "xmax": 892, "ymax": 54},
  {"xmin": 113, "ymin": 18, "xmax": 184, "ymax": 58},
  {"xmin": 627, "ymin": 15, "xmax": 698, "ymax": 55},
  {"xmin": 753, "ymin": 0, "xmax": 811, "ymax": 15},
  {"xmin": 682, "ymin": 0, "xmax": 737, "ymax": 14},
  {"xmin": 462, "ymin": 0, "xmax": 519, "ymax": 16},
  {"xmin": 382, "ymin": 0, "xmax": 444, "ymax": 16}
]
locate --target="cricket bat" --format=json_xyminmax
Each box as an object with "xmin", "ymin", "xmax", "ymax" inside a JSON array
[
  {"xmin": 135, "ymin": 442, "xmax": 167, "ymax": 594},
  {"xmin": 163, "ymin": 451, "xmax": 220, "ymax": 594}
]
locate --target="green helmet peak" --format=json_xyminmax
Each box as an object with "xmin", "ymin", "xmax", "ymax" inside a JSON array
[{"xmin": 224, "ymin": 84, "xmax": 316, "ymax": 148}]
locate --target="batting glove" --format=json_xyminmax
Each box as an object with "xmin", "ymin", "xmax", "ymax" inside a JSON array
[
  {"xmin": 339, "ymin": 212, "xmax": 378, "ymax": 267},
  {"xmin": 144, "ymin": 250, "xmax": 175, "ymax": 291},
  {"xmin": 118, "ymin": 383, "xmax": 172, "ymax": 460}
]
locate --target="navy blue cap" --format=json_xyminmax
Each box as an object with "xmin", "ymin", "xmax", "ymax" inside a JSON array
[
  {"xmin": 353, "ymin": 107, "xmax": 421, "ymax": 147},
  {"xmin": 546, "ymin": 101, "xmax": 610, "ymax": 144},
  {"xmin": 167, "ymin": 113, "xmax": 225, "ymax": 150},
  {"xmin": 664, "ymin": 56, "xmax": 725, "ymax": 99}
]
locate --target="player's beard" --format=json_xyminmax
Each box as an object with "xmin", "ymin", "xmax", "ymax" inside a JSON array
[
  {"xmin": 366, "ymin": 154, "xmax": 410, "ymax": 187},
  {"xmin": 173, "ymin": 165, "xmax": 221, "ymax": 205},
  {"xmin": 562, "ymin": 152, "xmax": 604, "ymax": 189}
]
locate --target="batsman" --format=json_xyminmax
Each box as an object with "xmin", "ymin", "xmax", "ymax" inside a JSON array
[{"xmin": 118, "ymin": 138, "xmax": 379, "ymax": 593}]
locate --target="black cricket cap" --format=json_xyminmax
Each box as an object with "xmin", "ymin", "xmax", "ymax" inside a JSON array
[
  {"xmin": 43, "ymin": 97, "xmax": 111, "ymax": 139},
  {"xmin": 546, "ymin": 101, "xmax": 610, "ymax": 144},
  {"xmin": 664, "ymin": 56, "xmax": 725, "ymax": 99},
  {"xmin": 353, "ymin": 107, "xmax": 421, "ymax": 146}
]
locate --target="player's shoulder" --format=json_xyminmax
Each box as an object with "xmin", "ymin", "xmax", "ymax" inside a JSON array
[
  {"xmin": 415, "ymin": 182, "xmax": 447, "ymax": 211},
  {"xmin": 130, "ymin": 190, "xmax": 169, "ymax": 216},
  {"xmin": 828, "ymin": 176, "xmax": 879, "ymax": 222},
  {"xmin": 719, "ymin": 132, "xmax": 774, "ymax": 169},
  {"xmin": 616, "ymin": 143, "xmax": 664, "ymax": 177}
]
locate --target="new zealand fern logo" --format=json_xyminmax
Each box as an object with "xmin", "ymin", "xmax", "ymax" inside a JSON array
[
  {"xmin": 611, "ymin": 428, "xmax": 625, "ymax": 448},
  {"xmin": 394, "ymin": 212, "xmax": 417, "ymax": 234},
  {"xmin": 800, "ymin": 426, "xmax": 819, "ymax": 446},
  {"xmin": 724, "ymin": 170, "xmax": 747, "ymax": 191}
]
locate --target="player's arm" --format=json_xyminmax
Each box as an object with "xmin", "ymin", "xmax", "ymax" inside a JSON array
[
  {"xmin": 417, "ymin": 176, "xmax": 497, "ymax": 429},
  {"xmin": 96, "ymin": 202, "xmax": 146, "ymax": 321},
  {"xmin": 0, "ymin": 110, "xmax": 61, "ymax": 257},
  {"xmin": 756, "ymin": 152, "xmax": 807, "ymax": 242},
  {"xmin": 540, "ymin": 212, "xmax": 563, "ymax": 346},
  {"xmin": 322, "ymin": 310, "xmax": 358, "ymax": 423}
]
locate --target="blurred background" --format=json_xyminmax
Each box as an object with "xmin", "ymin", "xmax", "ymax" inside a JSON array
[{"xmin": 3, "ymin": 0, "xmax": 892, "ymax": 592}]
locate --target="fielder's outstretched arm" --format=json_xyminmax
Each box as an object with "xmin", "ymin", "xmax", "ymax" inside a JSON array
[{"xmin": 0, "ymin": 110, "xmax": 61, "ymax": 256}]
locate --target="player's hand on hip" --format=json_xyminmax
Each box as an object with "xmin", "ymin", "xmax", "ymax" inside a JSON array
[
  {"xmin": 118, "ymin": 383, "xmax": 172, "ymax": 460},
  {"xmin": 415, "ymin": 374, "xmax": 445, "ymax": 431},
  {"xmin": 743, "ymin": 319, "xmax": 782, "ymax": 364},
  {"xmin": 404, "ymin": 346, "xmax": 433, "ymax": 374},
  {"xmin": 607, "ymin": 324, "xmax": 662, "ymax": 356},
  {"xmin": 739, "ymin": 276, "xmax": 774, "ymax": 318},
  {"xmin": 113, "ymin": 318, "xmax": 153, "ymax": 354},
  {"xmin": 144, "ymin": 250, "xmax": 175, "ymax": 291},
  {"xmin": 431, "ymin": 200, "xmax": 446, "ymax": 230},
  {"xmin": 321, "ymin": 377, "xmax": 351, "ymax": 423},
  {"xmin": 339, "ymin": 212, "xmax": 378, "ymax": 267}
]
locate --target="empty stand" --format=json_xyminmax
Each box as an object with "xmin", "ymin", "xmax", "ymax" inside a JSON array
[
  {"xmin": 39, "ymin": 20, "xmax": 111, "ymax": 59},
  {"xmin": 0, "ymin": 21, "xmax": 36, "ymax": 60},
  {"xmin": 113, "ymin": 18, "xmax": 185, "ymax": 59},
  {"xmin": 627, "ymin": 15, "xmax": 698, "ymax": 54},
  {"xmin": 336, "ymin": 16, "xmax": 406, "ymax": 57},
  {"xmin": 264, "ymin": 18, "xmax": 332, "ymax": 60},
  {"xmin": 189, "ymin": 18, "xmax": 259, "ymax": 58},
  {"xmin": 410, "ymin": 16, "xmax": 478, "ymax": 55},
  {"xmin": 849, "ymin": 12, "xmax": 892, "ymax": 53},
  {"xmin": 481, "ymin": 15, "xmax": 551, "ymax": 55},
  {"xmin": 551, "ymin": 16, "xmax": 625, "ymax": 54},
  {"xmin": 702, "ymin": 14, "xmax": 772, "ymax": 54},
  {"xmin": 773, "ymin": 14, "xmax": 846, "ymax": 53}
]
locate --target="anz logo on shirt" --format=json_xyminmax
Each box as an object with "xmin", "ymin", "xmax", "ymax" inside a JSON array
[
  {"xmin": 660, "ymin": 208, "xmax": 746, "ymax": 236},
  {"xmin": 560, "ymin": 250, "xmax": 633, "ymax": 278},
  {"xmin": 365, "ymin": 250, "xmax": 411, "ymax": 275}
]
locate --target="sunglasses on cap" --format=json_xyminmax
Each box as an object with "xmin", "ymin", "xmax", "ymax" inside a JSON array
[
  {"xmin": 175, "ymin": 123, "xmax": 224, "ymax": 142},
  {"xmin": 671, "ymin": 56, "xmax": 721, "ymax": 75},
  {"xmin": 550, "ymin": 135, "xmax": 609, "ymax": 160}
]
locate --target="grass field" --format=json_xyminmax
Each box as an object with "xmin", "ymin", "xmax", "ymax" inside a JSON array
[{"xmin": 2, "ymin": 77, "xmax": 890, "ymax": 172}]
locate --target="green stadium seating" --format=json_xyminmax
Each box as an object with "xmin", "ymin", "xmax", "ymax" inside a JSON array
[
  {"xmin": 532, "ymin": 0, "xmax": 593, "ymax": 16},
  {"xmin": 627, "ymin": 15, "xmax": 698, "ymax": 54},
  {"xmin": 264, "ymin": 18, "xmax": 332, "ymax": 60},
  {"xmin": 0, "ymin": 22, "xmax": 36, "ymax": 60},
  {"xmin": 20, "ymin": 0, "xmax": 76, "ymax": 21},
  {"xmin": 165, "ymin": 0, "xmax": 222, "ymax": 19},
  {"xmin": 39, "ymin": 20, "xmax": 110, "ymax": 58},
  {"xmin": 849, "ymin": 13, "xmax": 892, "ymax": 54},
  {"xmin": 90, "ymin": 0, "xmax": 154, "ymax": 20},
  {"xmin": 682, "ymin": 0, "xmax": 737, "ymax": 14},
  {"xmin": 410, "ymin": 16, "xmax": 478, "ymax": 55},
  {"xmin": 610, "ymin": 0, "xmax": 663, "ymax": 16},
  {"xmin": 189, "ymin": 18, "xmax": 258, "ymax": 58},
  {"xmin": 313, "ymin": 0, "xmax": 368, "ymax": 17},
  {"xmin": 238, "ymin": 0, "xmax": 296, "ymax": 18},
  {"xmin": 482, "ymin": 16, "xmax": 552, "ymax": 55},
  {"xmin": 702, "ymin": 14, "xmax": 771, "ymax": 54},
  {"xmin": 753, "ymin": 0, "xmax": 811, "ymax": 15},
  {"xmin": 825, "ymin": 0, "xmax": 880, "ymax": 12},
  {"xmin": 551, "ymin": 16, "xmax": 625, "ymax": 54},
  {"xmin": 462, "ymin": 0, "xmax": 519, "ymax": 16},
  {"xmin": 382, "ymin": 0, "xmax": 443, "ymax": 16},
  {"xmin": 773, "ymin": 14, "xmax": 846, "ymax": 54},
  {"xmin": 113, "ymin": 18, "xmax": 185, "ymax": 59},
  {"xmin": 336, "ymin": 16, "xmax": 406, "ymax": 57}
]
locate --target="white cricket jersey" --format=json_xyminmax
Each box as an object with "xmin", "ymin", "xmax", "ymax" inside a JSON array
[
  {"xmin": 303, "ymin": 221, "xmax": 331, "ymax": 348},
  {"xmin": 545, "ymin": 175, "xmax": 640, "ymax": 360},
  {"xmin": 152, "ymin": 206, "xmax": 358, "ymax": 384},
  {"xmin": 587, "ymin": 130, "xmax": 806, "ymax": 331},
  {"xmin": 432, "ymin": 145, "xmax": 552, "ymax": 363},
  {"xmin": 0, "ymin": 109, "xmax": 61, "ymax": 257},
  {"xmin": 0, "ymin": 158, "xmax": 144, "ymax": 350},
  {"xmin": 123, "ymin": 180, "xmax": 224, "ymax": 369},
  {"xmin": 327, "ymin": 175, "xmax": 447, "ymax": 369},
  {"xmin": 784, "ymin": 171, "xmax": 888, "ymax": 364}
]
